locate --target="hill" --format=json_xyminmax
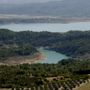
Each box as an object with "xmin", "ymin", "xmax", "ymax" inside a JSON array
[
  {"xmin": 0, "ymin": 29, "xmax": 90, "ymax": 59},
  {"xmin": 0, "ymin": 29, "xmax": 39, "ymax": 63},
  {"xmin": 0, "ymin": 29, "xmax": 90, "ymax": 89}
]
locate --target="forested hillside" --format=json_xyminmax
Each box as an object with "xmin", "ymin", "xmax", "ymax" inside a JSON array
[
  {"xmin": 0, "ymin": 29, "xmax": 38, "ymax": 61},
  {"xmin": 0, "ymin": 44, "xmax": 38, "ymax": 60},
  {"xmin": 0, "ymin": 29, "xmax": 90, "ymax": 58}
]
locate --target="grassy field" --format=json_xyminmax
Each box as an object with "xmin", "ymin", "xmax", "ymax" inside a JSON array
[{"xmin": 75, "ymin": 81, "xmax": 90, "ymax": 90}]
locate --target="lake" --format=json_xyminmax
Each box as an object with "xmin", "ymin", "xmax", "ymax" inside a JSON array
[
  {"xmin": 38, "ymin": 49, "xmax": 68, "ymax": 64},
  {"xmin": 0, "ymin": 22, "xmax": 89, "ymax": 63},
  {"xmin": 0, "ymin": 22, "xmax": 90, "ymax": 32}
]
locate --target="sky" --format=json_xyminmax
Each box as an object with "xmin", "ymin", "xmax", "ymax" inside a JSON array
[{"xmin": 0, "ymin": 0, "xmax": 61, "ymax": 4}]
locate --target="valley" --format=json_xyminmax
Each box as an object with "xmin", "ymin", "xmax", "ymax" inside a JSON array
[
  {"xmin": 0, "ymin": 29, "xmax": 90, "ymax": 89},
  {"xmin": 0, "ymin": 0, "xmax": 90, "ymax": 90},
  {"xmin": 1, "ymin": 29, "xmax": 90, "ymax": 58}
]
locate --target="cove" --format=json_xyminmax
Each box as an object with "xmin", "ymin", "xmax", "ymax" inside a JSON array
[{"xmin": 38, "ymin": 49, "xmax": 68, "ymax": 64}]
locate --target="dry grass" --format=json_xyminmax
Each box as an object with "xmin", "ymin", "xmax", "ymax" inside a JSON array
[{"xmin": 74, "ymin": 81, "xmax": 90, "ymax": 90}]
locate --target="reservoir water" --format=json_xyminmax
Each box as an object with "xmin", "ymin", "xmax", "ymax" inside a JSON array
[
  {"xmin": 0, "ymin": 22, "xmax": 90, "ymax": 32},
  {"xmin": 38, "ymin": 49, "xmax": 68, "ymax": 64},
  {"xmin": 0, "ymin": 22, "xmax": 89, "ymax": 63}
]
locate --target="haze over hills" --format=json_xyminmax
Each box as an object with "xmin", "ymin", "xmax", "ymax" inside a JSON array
[{"xmin": 0, "ymin": 0, "xmax": 90, "ymax": 18}]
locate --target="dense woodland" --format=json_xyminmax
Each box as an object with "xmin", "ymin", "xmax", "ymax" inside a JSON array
[
  {"xmin": 0, "ymin": 59, "xmax": 89, "ymax": 88},
  {"xmin": 0, "ymin": 29, "xmax": 90, "ymax": 58}
]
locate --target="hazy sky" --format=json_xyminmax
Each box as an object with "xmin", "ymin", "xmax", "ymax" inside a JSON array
[{"xmin": 0, "ymin": 0, "xmax": 61, "ymax": 4}]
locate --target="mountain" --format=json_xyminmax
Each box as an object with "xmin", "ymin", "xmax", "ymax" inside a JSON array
[{"xmin": 0, "ymin": 0, "xmax": 90, "ymax": 18}]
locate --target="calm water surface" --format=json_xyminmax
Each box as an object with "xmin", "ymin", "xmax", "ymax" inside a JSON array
[
  {"xmin": 0, "ymin": 22, "xmax": 90, "ymax": 32},
  {"xmin": 38, "ymin": 49, "xmax": 68, "ymax": 64}
]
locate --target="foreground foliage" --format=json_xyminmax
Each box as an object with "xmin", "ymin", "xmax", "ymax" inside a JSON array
[{"xmin": 0, "ymin": 59, "xmax": 89, "ymax": 88}]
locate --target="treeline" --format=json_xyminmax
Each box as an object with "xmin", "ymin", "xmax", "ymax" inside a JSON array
[
  {"xmin": 0, "ymin": 59, "xmax": 89, "ymax": 88},
  {"xmin": 0, "ymin": 29, "xmax": 90, "ymax": 57}
]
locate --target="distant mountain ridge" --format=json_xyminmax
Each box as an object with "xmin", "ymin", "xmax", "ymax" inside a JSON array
[{"xmin": 0, "ymin": 0, "xmax": 90, "ymax": 17}]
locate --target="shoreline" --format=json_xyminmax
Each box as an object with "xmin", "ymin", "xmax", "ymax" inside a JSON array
[{"xmin": 0, "ymin": 52, "xmax": 44, "ymax": 65}]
